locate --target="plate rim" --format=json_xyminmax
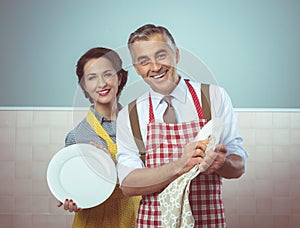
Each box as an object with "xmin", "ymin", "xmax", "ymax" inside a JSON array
[{"xmin": 46, "ymin": 143, "xmax": 117, "ymax": 208}]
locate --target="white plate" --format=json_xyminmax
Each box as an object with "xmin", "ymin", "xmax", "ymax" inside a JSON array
[{"xmin": 47, "ymin": 144, "xmax": 117, "ymax": 209}]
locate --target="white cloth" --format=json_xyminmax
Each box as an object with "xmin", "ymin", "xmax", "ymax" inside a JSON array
[{"xmin": 116, "ymin": 78, "xmax": 248, "ymax": 185}]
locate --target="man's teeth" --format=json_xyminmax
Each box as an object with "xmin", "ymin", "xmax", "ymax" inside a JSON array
[{"xmin": 152, "ymin": 72, "xmax": 165, "ymax": 79}]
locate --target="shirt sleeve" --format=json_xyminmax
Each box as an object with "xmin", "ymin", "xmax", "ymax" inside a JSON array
[
  {"xmin": 65, "ymin": 130, "xmax": 77, "ymax": 147},
  {"xmin": 210, "ymin": 85, "xmax": 248, "ymax": 161},
  {"xmin": 116, "ymin": 105, "xmax": 145, "ymax": 185}
]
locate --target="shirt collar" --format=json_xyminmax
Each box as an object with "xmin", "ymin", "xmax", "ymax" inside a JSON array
[
  {"xmin": 149, "ymin": 77, "xmax": 187, "ymax": 110},
  {"xmin": 90, "ymin": 106, "xmax": 112, "ymax": 123}
]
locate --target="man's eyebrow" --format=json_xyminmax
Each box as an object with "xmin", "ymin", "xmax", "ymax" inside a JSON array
[
  {"xmin": 155, "ymin": 49, "xmax": 167, "ymax": 55},
  {"xmin": 137, "ymin": 56, "xmax": 149, "ymax": 62}
]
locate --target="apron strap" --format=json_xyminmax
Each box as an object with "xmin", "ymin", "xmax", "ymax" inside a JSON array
[
  {"xmin": 86, "ymin": 109, "xmax": 117, "ymax": 161},
  {"xmin": 128, "ymin": 100, "xmax": 146, "ymax": 164},
  {"xmin": 128, "ymin": 80, "xmax": 211, "ymax": 164},
  {"xmin": 201, "ymin": 83, "xmax": 211, "ymax": 122}
]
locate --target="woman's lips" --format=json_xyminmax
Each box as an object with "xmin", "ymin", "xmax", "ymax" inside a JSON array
[{"xmin": 97, "ymin": 89, "xmax": 110, "ymax": 96}]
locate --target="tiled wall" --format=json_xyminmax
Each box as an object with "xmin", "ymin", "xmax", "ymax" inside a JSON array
[{"xmin": 0, "ymin": 110, "xmax": 299, "ymax": 228}]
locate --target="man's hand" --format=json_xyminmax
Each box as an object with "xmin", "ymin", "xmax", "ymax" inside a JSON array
[
  {"xmin": 200, "ymin": 144, "xmax": 227, "ymax": 174},
  {"xmin": 176, "ymin": 139, "xmax": 209, "ymax": 176}
]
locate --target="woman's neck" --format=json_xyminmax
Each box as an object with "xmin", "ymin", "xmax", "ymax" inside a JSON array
[{"xmin": 94, "ymin": 102, "xmax": 118, "ymax": 121}]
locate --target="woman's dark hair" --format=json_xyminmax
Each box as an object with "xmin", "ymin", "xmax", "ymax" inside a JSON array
[{"xmin": 76, "ymin": 47, "xmax": 128, "ymax": 103}]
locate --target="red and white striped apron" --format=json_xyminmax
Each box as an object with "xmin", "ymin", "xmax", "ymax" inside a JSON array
[{"xmin": 136, "ymin": 80, "xmax": 226, "ymax": 227}]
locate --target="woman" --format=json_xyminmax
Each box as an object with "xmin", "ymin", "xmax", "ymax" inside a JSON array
[{"xmin": 57, "ymin": 47, "xmax": 140, "ymax": 227}]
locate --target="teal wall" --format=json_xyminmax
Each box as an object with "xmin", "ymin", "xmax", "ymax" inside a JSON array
[{"xmin": 0, "ymin": 0, "xmax": 299, "ymax": 108}]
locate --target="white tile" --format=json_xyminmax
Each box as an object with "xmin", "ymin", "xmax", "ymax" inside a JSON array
[
  {"xmin": 291, "ymin": 112, "xmax": 300, "ymax": 128},
  {"xmin": 0, "ymin": 143, "xmax": 16, "ymax": 161},
  {"xmin": 254, "ymin": 215, "xmax": 274, "ymax": 227},
  {"xmin": 0, "ymin": 111, "xmax": 16, "ymax": 127},
  {"xmin": 33, "ymin": 144, "xmax": 62, "ymax": 162},
  {"xmin": 32, "ymin": 180, "xmax": 50, "ymax": 196},
  {"xmin": 272, "ymin": 197, "xmax": 291, "ymax": 214},
  {"xmin": 255, "ymin": 162, "xmax": 273, "ymax": 180},
  {"xmin": 15, "ymin": 196, "xmax": 32, "ymax": 213},
  {"xmin": 31, "ymin": 161, "xmax": 48, "ymax": 180},
  {"xmin": 48, "ymin": 111, "xmax": 73, "ymax": 127},
  {"xmin": 0, "ymin": 127, "xmax": 15, "ymax": 144},
  {"xmin": 32, "ymin": 196, "xmax": 50, "ymax": 214},
  {"xmin": 33, "ymin": 111, "xmax": 51, "ymax": 127},
  {"xmin": 290, "ymin": 180, "xmax": 300, "ymax": 200},
  {"xmin": 272, "ymin": 162, "xmax": 290, "ymax": 181},
  {"xmin": 16, "ymin": 111, "xmax": 33, "ymax": 128},
  {"xmin": 289, "ymin": 145, "xmax": 300, "ymax": 163},
  {"xmin": 32, "ymin": 215, "xmax": 48, "ymax": 228},
  {"xmin": 239, "ymin": 215, "xmax": 255, "ymax": 228},
  {"xmin": 0, "ymin": 179, "xmax": 14, "ymax": 196},
  {"xmin": 243, "ymin": 145, "xmax": 255, "ymax": 163},
  {"xmin": 255, "ymin": 180, "xmax": 273, "ymax": 197},
  {"xmin": 15, "ymin": 161, "xmax": 32, "ymax": 179},
  {"xmin": 272, "ymin": 112, "xmax": 291, "ymax": 128},
  {"xmin": 14, "ymin": 179, "xmax": 33, "ymax": 196},
  {"xmin": 239, "ymin": 129, "xmax": 255, "ymax": 146},
  {"xmin": 32, "ymin": 127, "xmax": 50, "ymax": 145},
  {"xmin": 272, "ymin": 129, "xmax": 290, "ymax": 145},
  {"xmin": 15, "ymin": 143, "xmax": 33, "ymax": 161},
  {"xmin": 254, "ymin": 112, "xmax": 273, "ymax": 128},
  {"xmin": 16, "ymin": 127, "xmax": 33, "ymax": 143},
  {"xmin": 0, "ymin": 196, "xmax": 15, "ymax": 213},
  {"xmin": 237, "ymin": 196, "xmax": 256, "ymax": 214},
  {"xmin": 243, "ymin": 162, "xmax": 258, "ymax": 181},
  {"xmin": 255, "ymin": 129, "xmax": 273, "ymax": 146},
  {"xmin": 47, "ymin": 214, "xmax": 68, "ymax": 228},
  {"xmin": 272, "ymin": 146, "xmax": 290, "ymax": 162},
  {"xmin": 236, "ymin": 112, "xmax": 256, "ymax": 129},
  {"xmin": 237, "ymin": 179, "xmax": 255, "ymax": 197},
  {"xmin": 0, "ymin": 214, "xmax": 13, "ymax": 228},
  {"xmin": 13, "ymin": 215, "xmax": 33, "ymax": 228},
  {"xmin": 50, "ymin": 127, "xmax": 69, "ymax": 144},
  {"xmin": 255, "ymin": 146, "xmax": 272, "ymax": 162},
  {"xmin": 0, "ymin": 161, "xmax": 15, "ymax": 180},
  {"xmin": 290, "ymin": 129, "xmax": 300, "ymax": 145},
  {"xmin": 273, "ymin": 180, "xmax": 290, "ymax": 197}
]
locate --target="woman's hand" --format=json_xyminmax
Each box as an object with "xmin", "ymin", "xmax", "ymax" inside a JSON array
[
  {"xmin": 90, "ymin": 141, "xmax": 111, "ymax": 156},
  {"xmin": 57, "ymin": 199, "xmax": 81, "ymax": 213}
]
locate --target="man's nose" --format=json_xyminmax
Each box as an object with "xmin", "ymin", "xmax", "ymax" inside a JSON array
[{"xmin": 149, "ymin": 61, "xmax": 161, "ymax": 72}]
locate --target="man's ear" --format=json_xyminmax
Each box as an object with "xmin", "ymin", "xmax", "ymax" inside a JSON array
[{"xmin": 176, "ymin": 48, "xmax": 180, "ymax": 64}]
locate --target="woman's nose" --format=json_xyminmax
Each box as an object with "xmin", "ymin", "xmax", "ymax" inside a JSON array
[{"xmin": 97, "ymin": 75, "xmax": 107, "ymax": 87}]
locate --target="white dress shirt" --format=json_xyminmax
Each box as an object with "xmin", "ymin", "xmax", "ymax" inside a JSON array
[{"xmin": 116, "ymin": 78, "xmax": 248, "ymax": 184}]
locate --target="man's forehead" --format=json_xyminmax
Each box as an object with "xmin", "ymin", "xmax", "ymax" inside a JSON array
[{"xmin": 130, "ymin": 40, "xmax": 174, "ymax": 59}]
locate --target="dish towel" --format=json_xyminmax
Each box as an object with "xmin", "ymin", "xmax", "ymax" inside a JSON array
[{"xmin": 158, "ymin": 137, "xmax": 218, "ymax": 228}]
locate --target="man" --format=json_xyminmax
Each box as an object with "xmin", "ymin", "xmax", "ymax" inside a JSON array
[{"xmin": 116, "ymin": 24, "xmax": 247, "ymax": 227}]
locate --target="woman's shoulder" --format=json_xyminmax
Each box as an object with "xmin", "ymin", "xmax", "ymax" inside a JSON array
[{"xmin": 64, "ymin": 118, "xmax": 94, "ymax": 146}]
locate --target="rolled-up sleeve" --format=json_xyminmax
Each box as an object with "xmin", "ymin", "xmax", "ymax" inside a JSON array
[
  {"xmin": 210, "ymin": 85, "xmax": 248, "ymax": 161},
  {"xmin": 116, "ymin": 106, "xmax": 145, "ymax": 185}
]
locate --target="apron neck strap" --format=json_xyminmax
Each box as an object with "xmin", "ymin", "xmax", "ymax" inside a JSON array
[{"xmin": 86, "ymin": 109, "xmax": 117, "ymax": 161}]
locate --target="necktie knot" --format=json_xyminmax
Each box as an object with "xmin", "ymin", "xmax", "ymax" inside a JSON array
[{"xmin": 163, "ymin": 96, "xmax": 176, "ymax": 124}]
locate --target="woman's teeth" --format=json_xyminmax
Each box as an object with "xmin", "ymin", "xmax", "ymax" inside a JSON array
[{"xmin": 97, "ymin": 89, "xmax": 109, "ymax": 95}]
